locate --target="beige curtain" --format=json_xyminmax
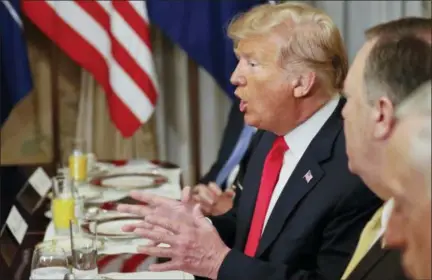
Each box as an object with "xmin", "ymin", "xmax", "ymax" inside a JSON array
[
  {"xmin": 1, "ymin": 18, "xmax": 157, "ymax": 165},
  {"xmin": 424, "ymin": 0, "xmax": 431, "ymax": 17},
  {"xmin": 72, "ymin": 68, "xmax": 158, "ymax": 164}
]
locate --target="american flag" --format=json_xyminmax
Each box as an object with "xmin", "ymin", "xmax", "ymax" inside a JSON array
[{"xmin": 22, "ymin": 0, "xmax": 159, "ymax": 137}]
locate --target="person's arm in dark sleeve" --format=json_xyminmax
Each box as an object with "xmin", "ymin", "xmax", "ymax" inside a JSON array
[
  {"xmin": 200, "ymin": 99, "xmax": 243, "ymax": 186},
  {"xmin": 217, "ymin": 180, "xmax": 382, "ymax": 280}
]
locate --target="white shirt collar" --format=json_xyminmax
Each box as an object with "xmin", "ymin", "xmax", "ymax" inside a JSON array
[
  {"xmin": 283, "ymin": 94, "xmax": 340, "ymax": 159},
  {"xmin": 381, "ymin": 198, "xmax": 394, "ymax": 232}
]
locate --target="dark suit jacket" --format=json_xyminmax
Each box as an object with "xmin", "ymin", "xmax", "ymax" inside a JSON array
[
  {"xmin": 346, "ymin": 239, "xmax": 408, "ymax": 280},
  {"xmin": 199, "ymin": 98, "xmax": 245, "ymax": 189},
  {"xmin": 210, "ymin": 99, "xmax": 383, "ymax": 280}
]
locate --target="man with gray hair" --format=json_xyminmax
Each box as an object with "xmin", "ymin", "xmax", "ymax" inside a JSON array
[
  {"xmin": 341, "ymin": 17, "xmax": 431, "ymax": 280},
  {"xmin": 383, "ymin": 81, "xmax": 431, "ymax": 280}
]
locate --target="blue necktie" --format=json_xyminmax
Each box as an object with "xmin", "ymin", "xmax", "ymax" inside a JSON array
[{"xmin": 215, "ymin": 125, "xmax": 256, "ymax": 186}]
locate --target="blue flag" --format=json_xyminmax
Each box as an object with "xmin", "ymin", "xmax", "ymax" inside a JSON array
[
  {"xmin": 147, "ymin": 0, "xmax": 264, "ymax": 100},
  {"xmin": 0, "ymin": 0, "xmax": 33, "ymax": 125}
]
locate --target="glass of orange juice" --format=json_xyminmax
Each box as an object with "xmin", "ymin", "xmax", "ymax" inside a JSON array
[
  {"xmin": 51, "ymin": 177, "xmax": 75, "ymax": 235},
  {"xmin": 68, "ymin": 138, "xmax": 88, "ymax": 183}
]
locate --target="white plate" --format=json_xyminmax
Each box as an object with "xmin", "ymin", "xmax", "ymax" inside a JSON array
[
  {"xmin": 95, "ymin": 210, "xmax": 139, "ymax": 220},
  {"xmin": 102, "ymin": 176, "xmax": 154, "ymax": 189},
  {"xmin": 89, "ymin": 218, "xmax": 142, "ymax": 239},
  {"xmin": 90, "ymin": 173, "xmax": 167, "ymax": 191},
  {"xmin": 86, "ymin": 189, "xmax": 130, "ymax": 204},
  {"xmin": 77, "ymin": 185, "xmax": 102, "ymax": 200}
]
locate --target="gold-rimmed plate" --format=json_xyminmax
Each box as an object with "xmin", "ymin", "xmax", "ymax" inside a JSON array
[
  {"xmin": 89, "ymin": 173, "xmax": 168, "ymax": 191},
  {"xmin": 82, "ymin": 217, "xmax": 143, "ymax": 239}
]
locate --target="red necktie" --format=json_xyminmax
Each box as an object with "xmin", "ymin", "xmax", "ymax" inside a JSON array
[{"xmin": 244, "ymin": 136, "xmax": 288, "ymax": 257}]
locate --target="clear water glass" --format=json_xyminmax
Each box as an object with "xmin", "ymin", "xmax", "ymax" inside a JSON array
[
  {"xmin": 69, "ymin": 219, "xmax": 99, "ymax": 278},
  {"xmin": 30, "ymin": 246, "xmax": 69, "ymax": 280}
]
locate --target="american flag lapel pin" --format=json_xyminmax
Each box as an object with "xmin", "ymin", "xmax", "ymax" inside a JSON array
[{"xmin": 304, "ymin": 170, "xmax": 313, "ymax": 183}]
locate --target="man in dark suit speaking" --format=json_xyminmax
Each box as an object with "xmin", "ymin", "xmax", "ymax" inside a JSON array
[{"xmin": 117, "ymin": 2, "xmax": 381, "ymax": 279}]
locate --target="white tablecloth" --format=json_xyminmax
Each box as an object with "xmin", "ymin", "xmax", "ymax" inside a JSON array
[{"xmin": 42, "ymin": 160, "xmax": 194, "ymax": 279}]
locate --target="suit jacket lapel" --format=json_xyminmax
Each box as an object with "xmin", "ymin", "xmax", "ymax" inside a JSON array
[
  {"xmin": 255, "ymin": 156, "xmax": 324, "ymax": 256},
  {"xmin": 347, "ymin": 239, "xmax": 390, "ymax": 280},
  {"xmin": 255, "ymin": 98, "xmax": 345, "ymax": 257},
  {"xmin": 236, "ymin": 132, "xmax": 277, "ymax": 249}
]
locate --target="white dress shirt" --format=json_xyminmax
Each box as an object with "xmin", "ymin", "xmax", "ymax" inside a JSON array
[
  {"xmin": 262, "ymin": 95, "xmax": 340, "ymax": 232},
  {"xmin": 370, "ymin": 198, "xmax": 394, "ymax": 249}
]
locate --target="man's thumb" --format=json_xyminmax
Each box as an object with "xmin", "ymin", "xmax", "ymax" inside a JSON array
[{"xmin": 225, "ymin": 189, "xmax": 235, "ymax": 198}]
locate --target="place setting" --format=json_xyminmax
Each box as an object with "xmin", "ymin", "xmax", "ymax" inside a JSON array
[
  {"xmin": 34, "ymin": 217, "xmax": 138, "ymax": 280},
  {"xmin": 32, "ymin": 216, "xmax": 193, "ymax": 280},
  {"xmin": 32, "ymin": 218, "xmax": 104, "ymax": 280}
]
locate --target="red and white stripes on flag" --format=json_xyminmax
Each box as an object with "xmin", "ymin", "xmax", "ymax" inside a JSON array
[{"xmin": 22, "ymin": 0, "xmax": 159, "ymax": 137}]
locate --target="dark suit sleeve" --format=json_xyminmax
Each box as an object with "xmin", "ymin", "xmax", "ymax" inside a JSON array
[
  {"xmin": 209, "ymin": 190, "xmax": 239, "ymax": 248},
  {"xmin": 199, "ymin": 98, "xmax": 244, "ymax": 186},
  {"xmin": 217, "ymin": 179, "xmax": 382, "ymax": 280},
  {"xmin": 207, "ymin": 159, "xmax": 243, "ymax": 247}
]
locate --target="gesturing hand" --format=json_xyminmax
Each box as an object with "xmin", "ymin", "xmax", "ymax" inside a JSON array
[
  {"xmin": 118, "ymin": 187, "xmax": 197, "ymax": 246},
  {"xmin": 134, "ymin": 204, "xmax": 230, "ymax": 279}
]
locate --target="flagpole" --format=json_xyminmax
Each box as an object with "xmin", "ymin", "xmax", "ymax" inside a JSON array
[
  {"xmin": 86, "ymin": 72, "xmax": 94, "ymax": 154},
  {"xmin": 76, "ymin": 69, "xmax": 87, "ymax": 141},
  {"xmin": 50, "ymin": 43, "xmax": 61, "ymax": 167},
  {"xmin": 76, "ymin": 69, "xmax": 94, "ymax": 155},
  {"xmin": 188, "ymin": 59, "xmax": 201, "ymax": 184}
]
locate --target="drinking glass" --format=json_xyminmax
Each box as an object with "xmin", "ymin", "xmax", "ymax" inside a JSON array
[
  {"xmin": 52, "ymin": 177, "xmax": 75, "ymax": 235},
  {"xmin": 30, "ymin": 246, "xmax": 69, "ymax": 280},
  {"xmin": 68, "ymin": 138, "xmax": 88, "ymax": 183},
  {"xmin": 69, "ymin": 219, "xmax": 99, "ymax": 278}
]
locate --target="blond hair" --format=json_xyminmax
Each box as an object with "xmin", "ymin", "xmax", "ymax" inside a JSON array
[{"xmin": 228, "ymin": 2, "xmax": 348, "ymax": 91}]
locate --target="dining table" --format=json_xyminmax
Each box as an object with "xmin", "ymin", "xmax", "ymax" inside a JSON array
[{"xmin": 1, "ymin": 159, "xmax": 194, "ymax": 280}]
